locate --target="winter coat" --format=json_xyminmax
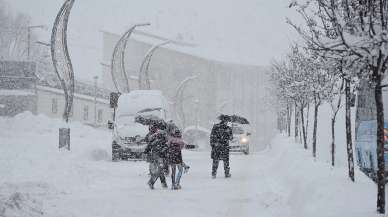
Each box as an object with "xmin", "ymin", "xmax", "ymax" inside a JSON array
[
  {"xmin": 144, "ymin": 129, "xmax": 168, "ymax": 162},
  {"xmin": 167, "ymin": 136, "xmax": 185, "ymax": 164},
  {"xmin": 210, "ymin": 122, "xmax": 233, "ymax": 160}
]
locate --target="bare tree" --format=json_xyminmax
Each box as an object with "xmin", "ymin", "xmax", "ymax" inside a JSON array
[
  {"xmin": 289, "ymin": 0, "xmax": 388, "ymax": 212},
  {"xmin": 326, "ymin": 75, "xmax": 344, "ymax": 167}
]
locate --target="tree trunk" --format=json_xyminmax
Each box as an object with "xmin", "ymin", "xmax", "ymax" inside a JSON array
[
  {"xmin": 299, "ymin": 116, "xmax": 303, "ymax": 143},
  {"xmin": 300, "ymin": 105, "xmax": 307, "ymax": 149},
  {"xmin": 331, "ymin": 117, "xmax": 335, "ymax": 167},
  {"xmin": 287, "ymin": 104, "xmax": 292, "ymax": 137},
  {"xmin": 312, "ymin": 97, "xmax": 319, "ymax": 158},
  {"xmin": 345, "ymin": 79, "xmax": 355, "ymax": 182},
  {"xmin": 306, "ymin": 103, "xmax": 310, "ymax": 144},
  {"xmin": 375, "ymin": 74, "xmax": 385, "ymax": 214},
  {"xmin": 295, "ymin": 103, "xmax": 299, "ymax": 140},
  {"xmin": 331, "ymin": 92, "xmax": 343, "ymax": 167}
]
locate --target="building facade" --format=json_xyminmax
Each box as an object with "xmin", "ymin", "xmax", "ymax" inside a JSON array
[
  {"xmin": 0, "ymin": 61, "xmax": 111, "ymax": 127},
  {"xmin": 101, "ymin": 30, "xmax": 276, "ymax": 149}
]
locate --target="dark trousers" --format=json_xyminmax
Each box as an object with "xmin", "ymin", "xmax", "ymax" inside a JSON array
[
  {"xmin": 149, "ymin": 158, "xmax": 167, "ymax": 186},
  {"xmin": 212, "ymin": 157, "xmax": 230, "ymax": 176}
]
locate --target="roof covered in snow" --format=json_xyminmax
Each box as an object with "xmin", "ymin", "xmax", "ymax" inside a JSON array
[{"xmin": 117, "ymin": 90, "xmax": 168, "ymax": 115}]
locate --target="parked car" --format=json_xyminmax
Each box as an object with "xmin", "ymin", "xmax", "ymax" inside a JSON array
[
  {"xmin": 108, "ymin": 90, "xmax": 170, "ymax": 161},
  {"xmin": 182, "ymin": 125, "xmax": 211, "ymax": 150},
  {"xmin": 229, "ymin": 123, "xmax": 251, "ymax": 155}
]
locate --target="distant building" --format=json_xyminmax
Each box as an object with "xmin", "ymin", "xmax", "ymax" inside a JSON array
[
  {"xmin": 0, "ymin": 60, "xmax": 111, "ymax": 127},
  {"xmin": 101, "ymin": 30, "xmax": 276, "ymax": 149},
  {"xmin": 0, "ymin": 61, "xmax": 38, "ymax": 116}
]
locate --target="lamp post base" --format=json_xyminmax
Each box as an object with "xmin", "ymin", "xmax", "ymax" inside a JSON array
[{"xmin": 59, "ymin": 128, "xmax": 70, "ymax": 150}]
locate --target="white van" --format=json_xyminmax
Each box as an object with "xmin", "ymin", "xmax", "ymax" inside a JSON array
[{"xmin": 109, "ymin": 90, "xmax": 170, "ymax": 160}]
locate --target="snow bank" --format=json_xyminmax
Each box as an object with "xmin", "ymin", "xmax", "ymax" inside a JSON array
[
  {"xmin": 268, "ymin": 135, "xmax": 380, "ymax": 217},
  {"xmin": 0, "ymin": 111, "xmax": 111, "ymax": 164},
  {"xmin": 290, "ymin": 102, "xmax": 355, "ymax": 167},
  {"xmin": 0, "ymin": 112, "xmax": 111, "ymax": 217}
]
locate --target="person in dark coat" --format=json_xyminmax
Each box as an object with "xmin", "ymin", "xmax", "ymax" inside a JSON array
[
  {"xmin": 144, "ymin": 123, "xmax": 168, "ymax": 189},
  {"xmin": 210, "ymin": 115, "xmax": 233, "ymax": 178}
]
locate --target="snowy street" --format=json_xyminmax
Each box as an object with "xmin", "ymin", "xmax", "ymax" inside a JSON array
[
  {"xmin": 3, "ymin": 0, "xmax": 388, "ymax": 216},
  {"xmin": 0, "ymin": 113, "xmax": 379, "ymax": 217}
]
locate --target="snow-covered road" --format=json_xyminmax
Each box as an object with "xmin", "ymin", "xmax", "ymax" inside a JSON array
[{"xmin": 0, "ymin": 113, "xmax": 382, "ymax": 217}]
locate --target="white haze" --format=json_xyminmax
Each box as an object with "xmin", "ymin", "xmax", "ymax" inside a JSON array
[{"xmin": 5, "ymin": 0, "xmax": 301, "ymax": 82}]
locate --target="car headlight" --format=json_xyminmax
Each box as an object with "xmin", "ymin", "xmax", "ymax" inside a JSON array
[{"xmin": 240, "ymin": 137, "xmax": 249, "ymax": 144}]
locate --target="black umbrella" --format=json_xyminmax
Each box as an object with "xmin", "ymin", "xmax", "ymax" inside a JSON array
[
  {"xmin": 134, "ymin": 114, "xmax": 166, "ymax": 129},
  {"xmin": 217, "ymin": 114, "xmax": 249, "ymax": 124},
  {"xmin": 137, "ymin": 107, "xmax": 162, "ymax": 114},
  {"xmin": 230, "ymin": 115, "xmax": 250, "ymax": 124}
]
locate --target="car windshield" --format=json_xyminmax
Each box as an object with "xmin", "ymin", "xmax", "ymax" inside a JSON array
[
  {"xmin": 116, "ymin": 114, "xmax": 136, "ymax": 126},
  {"xmin": 137, "ymin": 108, "xmax": 162, "ymax": 118}
]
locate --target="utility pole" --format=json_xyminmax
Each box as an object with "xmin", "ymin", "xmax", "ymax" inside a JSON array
[{"xmin": 94, "ymin": 76, "xmax": 98, "ymax": 126}]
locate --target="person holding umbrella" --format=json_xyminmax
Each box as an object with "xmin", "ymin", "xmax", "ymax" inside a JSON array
[
  {"xmin": 137, "ymin": 115, "xmax": 169, "ymax": 189},
  {"xmin": 210, "ymin": 114, "xmax": 233, "ymax": 178}
]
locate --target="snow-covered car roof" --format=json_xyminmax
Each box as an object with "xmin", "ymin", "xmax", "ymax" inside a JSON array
[{"xmin": 117, "ymin": 90, "xmax": 168, "ymax": 116}]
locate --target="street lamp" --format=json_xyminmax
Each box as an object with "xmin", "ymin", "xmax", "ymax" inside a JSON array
[
  {"xmin": 111, "ymin": 23, "xmax": 150, "ymax": 93},
  {"xmin": 35, "ymin": 41, "xmax": 51, "ymax": 47},
  {"xmin": 194, "ymin": 99, "xmax": 200, "ymax": 129},
  {"xmin": 93, "ymin": 76, "xmax": 98, "ymax": 126},
  {"xmin": 27, "ymin": 25, "xmax": 47, "ymax": 60},
  {"xmin": 51, "ymin": 0, "xmax": 75, "ymax": 150},
  {"xmin": 173, "ymin": 75, "xmax": 198, "ymax": 128},
  {"xmin": 138, "ymin": 40, "xmax": 171, "ymax": 89}
]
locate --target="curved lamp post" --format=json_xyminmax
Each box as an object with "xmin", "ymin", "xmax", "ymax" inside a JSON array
[
  {"xmin": 111, "ymin": 23, "xmax": 150, "ymax": 93},
  {"xmin": 173, "ymin": 75, "xmax": 198, "ymax": 127},
  {"xmin": 138, "ymin": 40, "xmax": 171, "ymax": 89},
  {"xmin": 51, "ymin": 0, "xmax": 75, "ymax": 150}
]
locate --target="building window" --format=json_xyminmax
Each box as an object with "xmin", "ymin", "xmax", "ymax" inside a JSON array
[
  {"xmin": 97, "ymin": 109, "xmax": 103, "ymax": 123},
  {"xmin": 83, "ymin": 105, "xmax": 89, "ymax": 121},
  {"xmin": 51, "ymin": 98, "xmax": 58, "ymax": 114}
]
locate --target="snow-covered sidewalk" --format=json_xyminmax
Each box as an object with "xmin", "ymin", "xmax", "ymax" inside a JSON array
[{"xmin": 0, "ymin": 113, "xmax": 383, "ymax": 217}]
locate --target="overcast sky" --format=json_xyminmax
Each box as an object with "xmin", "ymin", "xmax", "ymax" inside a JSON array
[{"xmin": 5, "ymin": 0, "xmax": 300, "ymax": 83}]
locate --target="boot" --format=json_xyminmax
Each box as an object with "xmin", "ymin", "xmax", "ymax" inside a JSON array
[
  {"xmin": 183, "ymin": 164, "xmax": 190, "ymax": 173},
  {"xmin": 148, "ymin": 181, "xmax": 154, "ymax": 190}
]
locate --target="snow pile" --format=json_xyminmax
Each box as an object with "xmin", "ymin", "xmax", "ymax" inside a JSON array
[
  {"xmin": 267, "ymin": 135, "xmax": 378, "ymax": 217},
  {"xmin": 0, "ymin": 191, "xmax": 43, "ymax": 217},
  {"xmin": 0, "ymin": 112, "xmax": 111, "ymax": 217},
  {"xmin": 0, "ymin": 182, "xmax": 62, "ymax": 217},
  {"xmin": 0, "ymin": 111, "xmax": 111, "ymax": 164},
  {"xmin": 294, "ymin": 102, "xmax": 355, "ymax": 167}
]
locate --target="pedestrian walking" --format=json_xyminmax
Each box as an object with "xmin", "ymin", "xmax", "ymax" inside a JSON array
[
  {"xmin": 144, "ymin": 123, "xmax": 169, "ymax": 189},
  {"xmin": 210, "ymin": 115, "xmax": 233, "ymax": 178}
]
